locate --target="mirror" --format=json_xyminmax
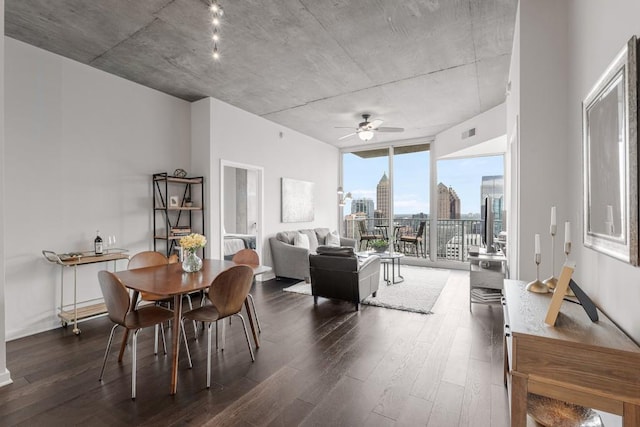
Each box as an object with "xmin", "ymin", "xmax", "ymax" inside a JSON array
[
  {"xmin": 220, "ymin": 160, "xmax": 263, "ymax": 261},
  {"xmin": 583, "ymin": 36, "xmax": 638, "ymax": 265}
]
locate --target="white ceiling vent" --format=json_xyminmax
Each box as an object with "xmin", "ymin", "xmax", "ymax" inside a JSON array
[{"xmin": 461, "ymin": 128, "xmax": 476, "ymax": 139}]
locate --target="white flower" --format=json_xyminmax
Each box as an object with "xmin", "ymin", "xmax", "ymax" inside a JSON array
[{"xmin": 179, "ymin": 233, "xmax": 207, "ymax": 250}]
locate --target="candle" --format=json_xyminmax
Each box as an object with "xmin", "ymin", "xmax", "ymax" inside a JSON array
[
  {"xmin": 565, "ymin": 221, "xmax": 571, "ymax": 244},
  {"xmin": 534, "ymin": 234, "xmax": 540, "ymax": 255},
  {"xmin": 550, "ymin": 206, "xmax": 557, "ymax": 234}
]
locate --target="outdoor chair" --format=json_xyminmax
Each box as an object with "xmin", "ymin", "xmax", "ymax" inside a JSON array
[
  {"xmin": 400, "ymin": 221, "xmax": 427, "ymax": 257},
  {"xmin": 357, "ymin": 220, "xmax": 378, "ymax": 251}
]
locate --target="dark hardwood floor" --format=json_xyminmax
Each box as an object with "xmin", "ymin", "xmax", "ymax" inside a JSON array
[{"xmin": 0, "ymin": 270, "xmax": 509, "ymax": 426}]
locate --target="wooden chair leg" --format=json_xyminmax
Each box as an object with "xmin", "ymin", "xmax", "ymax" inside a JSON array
[{"xmin": 118, "ymin": 329, "xmax": 130, "ymax": 362}]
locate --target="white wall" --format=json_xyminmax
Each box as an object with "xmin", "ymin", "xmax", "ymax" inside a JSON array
[
  {"xmin": 509, "ymin": 0, "xmax": 640, "ymax": 344},
  {"xmin": 566, "ymin": 0, "xmax": 640, "ymax": 343},
  {"xmin": 0, "ymin": 0, "xmax": 12, "ymax": 387},
  {"xmin": 3, "ymin": 39, "xmax": 191, "ymax": 340},
  {"xmin": 507, "ymin": 0, "xmax": 569, "ymax": 284},
  {"xmin": 192, "ymin": 97, "xmax": 339, "ymax": 269},
  {"xmin": 434, "ymin": 103, "xmax": 507, "ymax": 159}
]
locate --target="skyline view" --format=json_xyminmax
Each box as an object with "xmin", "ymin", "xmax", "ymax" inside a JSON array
[{"xmin": 343, "ymin": 152, "xmax": 504, "ymax": 216}]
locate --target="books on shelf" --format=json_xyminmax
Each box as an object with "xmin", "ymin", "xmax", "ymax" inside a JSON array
[
  {"xmin": 471, "ymin": 288, "xmax": 502, "ymax": 302},
  {"xmin": 170, "ymin": 226, "xmax": 191, "ymax": 236}
]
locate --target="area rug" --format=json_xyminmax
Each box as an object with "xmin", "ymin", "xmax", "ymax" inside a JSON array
[{"xmin": 283, "ymin": 266, "xmax": 450, "ymax": 314}]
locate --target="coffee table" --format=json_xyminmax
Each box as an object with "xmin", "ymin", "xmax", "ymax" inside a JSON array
[{"xmin": 357, "ymin": 251, "xmax": 404, "ymax": 285}]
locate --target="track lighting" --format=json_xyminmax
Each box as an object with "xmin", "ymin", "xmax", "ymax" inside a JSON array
[{"xmin": 209, "ymin": 1, "xmax": 223, "ymax": 60}]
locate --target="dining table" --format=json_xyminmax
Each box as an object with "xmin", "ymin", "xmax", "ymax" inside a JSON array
[{"xmin": 113, "ymin": 258, "xmax": 271, "ymax": 395}]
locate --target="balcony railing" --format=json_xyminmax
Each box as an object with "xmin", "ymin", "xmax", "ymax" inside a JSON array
[{"xmin": 343, "ymin": 217, "xmax": 503, "ymax": 262}]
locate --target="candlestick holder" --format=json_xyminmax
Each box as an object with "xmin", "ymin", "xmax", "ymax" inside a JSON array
[
  {"xmin": 543, "ymin": 228, "xmax": 558, "ymax": 291},
  {"xmin": 563, "ymin": 242, "xmax": 575, "ymax": 296},
  {"xmin": 527, "ymin": 253, "xmax": 548, "ymax": 293}
]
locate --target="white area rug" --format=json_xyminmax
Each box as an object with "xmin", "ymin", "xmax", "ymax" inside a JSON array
[{"xmin": 283, "ymin": 266, "xmax": 450, "ymax": 314}]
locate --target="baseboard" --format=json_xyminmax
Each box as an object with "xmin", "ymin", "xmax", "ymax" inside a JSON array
[{"xmin": 0, "ymin": 369, "xmax": 13, "ymax": 388}]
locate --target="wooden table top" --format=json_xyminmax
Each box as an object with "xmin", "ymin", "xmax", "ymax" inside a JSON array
[
  {"xmin": 504, "ymin": 279, "xmax": 640, "ymax": 354},
  {"xmin": 114, "ymin": 258, "xmax": 270, "ymax": 295}
]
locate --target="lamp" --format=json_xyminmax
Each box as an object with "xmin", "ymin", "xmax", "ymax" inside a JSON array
[
  {"xmin": 358, "ymin": 130, "xmax": 374, "ymax": 142},
  {"xmin": 338, "ymin": 188, "xmax": 352, "ymax": 206}
]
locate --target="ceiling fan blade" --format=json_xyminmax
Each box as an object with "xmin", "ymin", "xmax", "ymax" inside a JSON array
[
  {"xmin": 376, "ymin": 126, "xmax": 404, "ymax": 132},
  {"xmin": 338, "ymin": 132, "xmax": 357, "ymax": 140},
  {"xmin": 368, "ymin": 119, "xmax": 383, "ymax": 130}
]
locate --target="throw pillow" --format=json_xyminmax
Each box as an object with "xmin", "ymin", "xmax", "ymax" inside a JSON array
[
  {"xmin": 325, "ymin": 230, "xmax": 341, "ymax": 247},
  {"xmin": 300, "ymin": 229, "xmax": 319, "ymax": 253},
  {"xmin": 293, "ymin": 232, "xmax": 310, "ymax": 249}
]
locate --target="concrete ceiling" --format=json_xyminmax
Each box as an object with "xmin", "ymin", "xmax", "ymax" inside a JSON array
[{"xmin": 5, "ymin": 0, "xmax": 517, "ymax": 149}]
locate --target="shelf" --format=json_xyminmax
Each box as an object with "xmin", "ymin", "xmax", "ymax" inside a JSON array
[
  {"xmin": 155, "ymin": 206, "xmax": 203, "ymax": 211},
  {"xmin": 58, "ymin": 302, "xmax": 107, "ymax": 324},
  {"xmin": 153, "ymin": 175, "xmax": 203, "ymax": 184},
  {"xmin": 153, "ymin": 172, "xmax": 205, "ymax": 258}
]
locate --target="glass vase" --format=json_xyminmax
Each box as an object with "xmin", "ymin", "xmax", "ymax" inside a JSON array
[{"xmin": 182, "ymin": 250, "xmax": 203, "ymax": 273}]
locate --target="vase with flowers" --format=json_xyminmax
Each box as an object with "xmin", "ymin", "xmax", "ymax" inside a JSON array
[{"xmin": 179, "ymin": 233, "xmax": 207, "ymax": 272}]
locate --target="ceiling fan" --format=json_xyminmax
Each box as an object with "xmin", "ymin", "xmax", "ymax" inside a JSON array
[{"xmin": 337, "ymin": 114, "xmax": 404, "ymax": 142}]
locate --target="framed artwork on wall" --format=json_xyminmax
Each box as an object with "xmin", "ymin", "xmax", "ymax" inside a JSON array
[
  {"xmin": 281, "ymin": 177, "xmax": 314, "ymax": 223},
  {"xmin": 582, "ymin": 35, "xmax": 638, "ymax": 265}
]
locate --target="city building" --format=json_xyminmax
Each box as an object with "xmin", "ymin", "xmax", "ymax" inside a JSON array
[
  {"xmin": 350, "ymin": 198, "xmax": 374, "ymax": 220},
  {"xmin": 437, "ymin": 182, "xmax": 461, "ymax": 219},
  {"xmin": 376, "ymin": 172, "xmax": 390, "ymax": 222}
]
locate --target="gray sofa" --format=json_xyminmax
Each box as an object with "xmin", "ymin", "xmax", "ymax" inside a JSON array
[{"xmin": 269, "ymin": 227, "xmax": 356, "ymax": 281}]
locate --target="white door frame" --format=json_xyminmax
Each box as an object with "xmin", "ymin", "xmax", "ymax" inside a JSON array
[{"xmin": 219, "ymin": 159, "xmax": 264, "ymax": 259}]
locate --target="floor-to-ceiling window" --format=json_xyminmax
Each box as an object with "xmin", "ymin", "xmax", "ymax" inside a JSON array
[
  {"xmin": 436, "ymin": 155, "xmax": 505, "ymax": 260},
  {"xmin": 343, "ymin": 146, "xmax": 505, "ymax": 263},
  {"xmin": 392, "ymin": 144, "xmax": 430, "ymax": 258},
  {"xmin": 341, "ymin": 149, "xmax": 389, "ymax": 250},
  {"xmin": 342, "ymin": 144, "xmax": 430, "ymax": 259}
]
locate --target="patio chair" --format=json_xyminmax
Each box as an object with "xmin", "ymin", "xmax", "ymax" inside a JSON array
[
  {"xmin": 357, "ymin": 220, "xmax": 378, "ymax": 251},
  {"xmin": 400, "ymin": 221, "xmax": 426, "ymax": 257}
]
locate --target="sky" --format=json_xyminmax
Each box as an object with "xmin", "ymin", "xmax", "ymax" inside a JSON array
[{"xmin": 343, "ymin": 151, "xmax": 504, "ymax": 216}]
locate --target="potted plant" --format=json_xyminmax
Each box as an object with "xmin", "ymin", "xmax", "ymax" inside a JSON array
[{"xmin": 370, "ymin": 239, "xmax": 389, "ymax": 253}]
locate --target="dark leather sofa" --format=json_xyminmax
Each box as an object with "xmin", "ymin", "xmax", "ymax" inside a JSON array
[{"xmin": 309, "ymin": 246, "xmax": 381, "ymax": 311}]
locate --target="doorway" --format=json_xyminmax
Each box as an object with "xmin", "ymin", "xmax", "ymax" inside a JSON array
[{"xmin": 220, "ymin": 160, "xmax": 264, "ymax": 260}]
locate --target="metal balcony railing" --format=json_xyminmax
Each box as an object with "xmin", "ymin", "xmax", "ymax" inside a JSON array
[{"xmin": 343, "ymin": 217, "xmax": 503, "ymax": 262}]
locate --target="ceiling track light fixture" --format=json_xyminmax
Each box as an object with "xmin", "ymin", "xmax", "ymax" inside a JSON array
[{"xmin": 209, "ymin": 0, "xmax": 223, "ymax": 60}]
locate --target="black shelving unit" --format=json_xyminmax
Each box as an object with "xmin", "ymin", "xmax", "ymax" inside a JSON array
[{"xmin": 153, "ymin": 172, "xmax": 205, "ymax": 258}]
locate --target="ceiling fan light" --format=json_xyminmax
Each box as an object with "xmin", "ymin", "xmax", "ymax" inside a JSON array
[{"xmin": 358, "ymin": 130, "xmax": 374, "ymax": 141}]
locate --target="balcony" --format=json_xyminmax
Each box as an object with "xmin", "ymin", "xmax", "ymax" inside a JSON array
[{"xmin": 343, "ymin": 217, "xmax": 503, "ymax": 264}]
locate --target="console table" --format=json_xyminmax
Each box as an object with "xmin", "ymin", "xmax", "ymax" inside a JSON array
[
  {"xmin": 503, "ymin": 279, "xmax": 640, "ymax": 426},
  {"xmin": 43, "ymin": 249, "xmax": 129, "ymax": 335}
]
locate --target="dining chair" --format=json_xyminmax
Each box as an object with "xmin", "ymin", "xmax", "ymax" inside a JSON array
[
  {"xmin": 126, "ymin": 251, "xmax": 194, "ymax": 359},
  {"xmin": 182, "ymin": 265, "xmax": 255, "ymax": 388},
  {"xmin": 98, "ymin": 270, "xmax": 184, "ymax": 399},
  {"xmin": 231, "ymin": 248, "xmax": 262, "ymax": 334}
]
